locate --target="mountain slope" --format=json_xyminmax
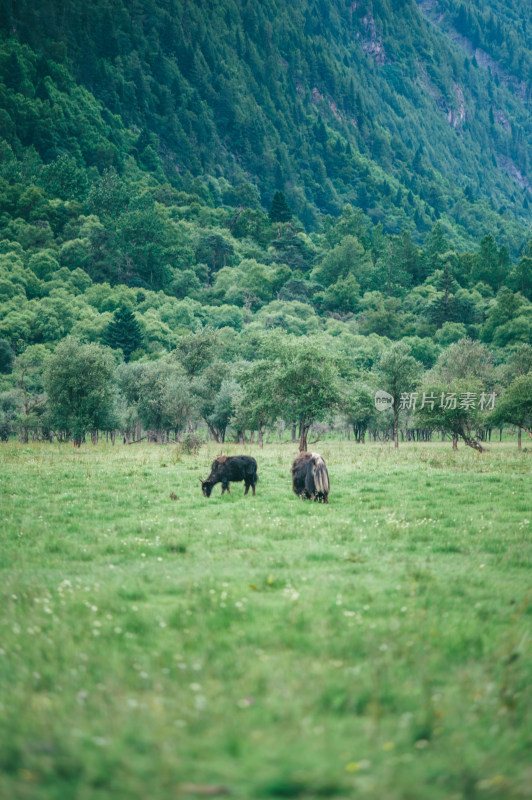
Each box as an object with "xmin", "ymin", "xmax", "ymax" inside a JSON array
[{"xmin": 0, "ymin": 0, "xmax": 530, "ymax": 252}]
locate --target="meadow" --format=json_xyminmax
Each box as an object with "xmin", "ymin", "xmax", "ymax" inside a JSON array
[{"xmin": 0, "ymin": 439, "xmax": 531, "ymax": 800}]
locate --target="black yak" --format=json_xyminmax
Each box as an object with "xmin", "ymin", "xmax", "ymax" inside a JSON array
[
  {"xmin": 291, "ymin": 452, "xmax": 329, "ymax": 503},
  {"xmin": 201, "ymin": 455, "xmax": 258, "ymax": 497}
]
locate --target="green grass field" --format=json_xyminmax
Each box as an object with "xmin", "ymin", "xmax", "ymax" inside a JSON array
[{"xmin": 0, "ymin": 440, "xmax": 531, "ymax": 800}]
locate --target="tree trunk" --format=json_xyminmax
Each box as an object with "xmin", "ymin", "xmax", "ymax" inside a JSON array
[
  {"xmin": 291, "ymin": 422, "xmax": 296, "ymax": 443},
  {"xmin": 452, "ymin": 435, "xmax": 458, "ymax": 451},
  {"xmin": 518, "ymin": 427, "xmax": 522, "ymax": 451},
  {"xmin": 299, "ymin": 422, "xmax": 310, "ymax": 453},
  {"xmin": 258, "ymin": 426, "xmax": 264, "ymax": 448},
  {"xmin": 462, "ymin": 435, "xmax": 486, "ymax": 453},
  {"xmin": 393, "ymin": 409, "xmax": 399, "ymax": 449}
]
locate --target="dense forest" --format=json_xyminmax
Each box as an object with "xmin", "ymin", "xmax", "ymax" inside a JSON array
[{"xmin": 0, "ymin": 0, "xmax": 531, "ymax": 446}]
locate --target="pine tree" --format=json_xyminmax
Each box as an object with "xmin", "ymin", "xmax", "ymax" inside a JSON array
[
  {"xmin": 104, "ymin": 307, "xmax": 142, "ymax": 362},
  {"xmin": 268, "ymin": 190, "xmax": 292, "ymax": 223}
]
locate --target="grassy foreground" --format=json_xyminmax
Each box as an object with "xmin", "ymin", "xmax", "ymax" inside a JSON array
[{"xmin": 0, "ymin": 440, "xmax": 531, "ymax": 800}]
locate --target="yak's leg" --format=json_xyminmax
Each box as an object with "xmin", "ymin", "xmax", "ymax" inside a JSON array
[
  {"xmin": 244, "ymin": 482, "xmax": 250, "ymax": 495},
  {"xmin": 305, "ymin": 472, "xmax": 315, "ymax": 501},
  {"xmin": 252, "ymin": 482, "xmax": 256, "ymax": 496},
  {"xmin": 221, "ymin": 480, "xmax": 230, "ymax": 494}
]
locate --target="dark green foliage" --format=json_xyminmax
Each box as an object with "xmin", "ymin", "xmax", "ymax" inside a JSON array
[
  {"xmin": 416, "ymin": 379, "xmax": 486, "ymax": 450},
  {"xmin": 243, "ymin": 336, "xmax": 341, "ymax": 450},
  {"xmin": 376, "ymin": 341, "xmax": 423, "ymax": 448},
  {"xmin": 103, "ymin": 307, "xmax": 142, "ymax": 361},
  {"xmin": 268, "ymin": 191, "xmax": 292, "ymax": 223},
  {"xmin": 342, "ymin": 383, "xmax": 375, "ymax": 442},
  {"xmin": 0, "ymin": 337, "xmax": 14, "ymax": 373},
  {"xmin": 117, "ymin": 359, "xmax": 192, "ymax": 437},
  {"xmin": 44, "ymin": 338, "xmax": 117, "ymax": 445},
  {"xmin": 174, "ymin": 329, "xmax": 218, "ymax": 377},
  {"xmin": 489, "ymin": 374, "xmax": 532, "ymax": 437}
]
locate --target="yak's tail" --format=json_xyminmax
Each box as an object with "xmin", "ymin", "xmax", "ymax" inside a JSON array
[{"xmin": 312, "ymin": 453, "xmax": 329, "ymax": 495}]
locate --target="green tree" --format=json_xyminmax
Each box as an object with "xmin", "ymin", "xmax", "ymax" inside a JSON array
[
  {"xmin": 472, "ymin": 234, "xmax": 510, "ymax": 290},
  {"xmin": 509, "ymin": 254, "xmax": 532, "ymax": 300},
  {"xmin": 0, "ymin": 390, "xmax": 19, "ymax": 441},
  {"xmin": 13, "ymin": 344, "xmax": 48, "ymax": 443},
  {"xmin": 195, "ymin": 231, "xmax": 235, "ymax": 281},
  {"xmin": 252, "ymin": 336, "xmax": 341, "ymax": 452},
  {"xmin": 39, "ymin": 155, "xmax": 88, "ymax": 202},
  {"xmin": 192, "ymin": 361, "xmax": 231, "ymax": 441},
  {"xmin": 103, "ymin": 307, "xmax": 142, "ymax": 362},
  {"xmin": 489, "ymin": 375, "xmax": 532, "ymax": 450},
  {"xmin": 207, "ymin": 378, "xmax": 241, "ymax": 443},
  {"xmin": 375, "ymin": 342, "xmax": 423, "ymax": 449},
  {"xmin": 86, "ymin": 168, "xmax": 130, "ymax": 218},
  {"xmin": 0, "ymin": 338, "xmax": 14, "ymax": 374},
  {"xmin": 316, "ymin": 273, "xmax": 361, "ymax": 313},
  {"xmin": 481, "ymin": 290, "xmax": 527, "ymax": 343},
  {"xmin": 342, "ymin": 383, "xmax": 375, "ymax": 443},
  {"xmin": 174, "ymin": 328, "xmax": 218, "ymax": 377},
  {"xmin": 268, "ymin": 190, "xmax": 292, "ymax": 223},
  {"xmin": 129, "ymin": 361, "xmax": 192, "ymax": 442},
  {"xmin": 504, "ymin": 344, "xmax": 532, "ymax": 381},
  {"xmin": 312, "ymin": 235, "xmax": 372, "ymax": 289},
  {"xmin": 429, "ymin": 338, "xmax": 495, "ymax": 387},
  {"xmin": 44, "ymin": 339, "xmax": 117, "ymax": 446},
  {"xmin": 416, "ymin": 380, "xmax": 487, "ymax": 452},
  {"xmin": 240, "ymin": 359, "xmax": 286, "ymax": 447}
]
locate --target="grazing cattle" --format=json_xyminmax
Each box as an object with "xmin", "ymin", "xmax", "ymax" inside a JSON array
[
  {"xmin": 291, "ymin": 452, "xmax": 329, "ymax": 503},
  {"xmin": 201, "ymin": 455, "xmax": 258, "ymax": 497}
]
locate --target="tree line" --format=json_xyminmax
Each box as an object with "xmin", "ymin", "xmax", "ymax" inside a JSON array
[{"xmin": 1, "ymin": 332, "xmax": 530, "ymax": 452}]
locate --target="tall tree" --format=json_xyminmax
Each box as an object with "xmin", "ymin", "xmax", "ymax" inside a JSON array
[
  {"xmin": 342, "ymin": 383, "xmax": 375, "ymax": 443},
  {"xmin": 268, "ymin": 191, "xmax": 292, "ymax": 223},
  {"xmin": 249, "ymin": 336, "xmax": 341, "ymax": 452},
  {"xmin": 489, "ymin": 375, "xmax": 532, "ymax": 450},
  {"xmin": 416, "ymin": 380, "xmax": 487, "ymax": 452},
  {"xmin": 376, "ymin": 342, "xmax": 422, "ymax": 449},
  {"xmin": 103, "ymin": 307, "xmax": 142, "ymax": 362},
  {"xmin": 44, "ymin": 339, "xmax": 117, "ymax": 446}
]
